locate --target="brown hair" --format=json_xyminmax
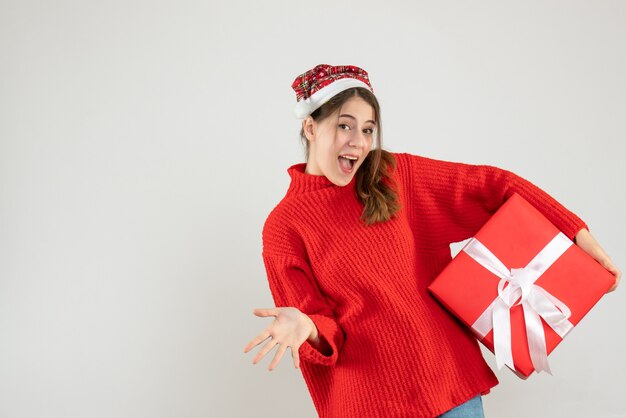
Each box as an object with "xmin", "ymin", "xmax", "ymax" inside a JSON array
[{"xmin": 299, "ymin": 87, "xmax": 401, "ymax": 226}]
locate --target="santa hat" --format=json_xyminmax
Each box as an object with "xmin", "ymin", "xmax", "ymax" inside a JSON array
[{"xmin": 291, "ymin": 64, "xmax": 374, "ymax": 119}]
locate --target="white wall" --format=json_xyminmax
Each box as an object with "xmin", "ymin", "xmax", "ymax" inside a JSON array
[{"xmin": 0, "ymin": 0, "xmax": 624, "ymax": 417}]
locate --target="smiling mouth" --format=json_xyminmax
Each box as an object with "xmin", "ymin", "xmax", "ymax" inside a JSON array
[{"xmin": 338, "ymin": 155, "xmax": 357, "ymax": 173}]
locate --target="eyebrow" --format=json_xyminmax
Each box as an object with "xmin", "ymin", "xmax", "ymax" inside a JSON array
[{"xmin": 338, "ymin": 114, "xmax": 377, "ymax": 126}]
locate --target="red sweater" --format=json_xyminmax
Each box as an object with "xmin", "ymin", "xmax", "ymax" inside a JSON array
[{"xmin": 261, "ymin": 152, "xmax": 588, "ymax": 418}]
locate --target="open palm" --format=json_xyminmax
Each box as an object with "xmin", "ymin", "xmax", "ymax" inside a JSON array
[{"xmin": 243, "ymin": 307, "xmax": 314, "ymax": 371}]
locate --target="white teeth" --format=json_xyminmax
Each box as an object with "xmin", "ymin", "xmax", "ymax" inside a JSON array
[{"xmin": 339, "ymin": 155, "xmax": 358, "ymax": 160}]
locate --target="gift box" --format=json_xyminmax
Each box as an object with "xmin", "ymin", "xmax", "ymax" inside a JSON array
[{"xmin": 428, "ymin": 192, "xmax": 615, "ymax": 377}]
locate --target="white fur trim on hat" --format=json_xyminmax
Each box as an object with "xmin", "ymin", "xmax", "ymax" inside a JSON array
[{"xmin": 293, "ymin": 78, "xmax": 372, "ymax": 119}]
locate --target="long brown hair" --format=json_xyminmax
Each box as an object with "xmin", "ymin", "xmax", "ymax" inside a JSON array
[{"xmin": 299, "ymin": 87, "xmax": 401, "ymax": 226}]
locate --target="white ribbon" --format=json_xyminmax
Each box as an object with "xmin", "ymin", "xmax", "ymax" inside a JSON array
[{"xmin": 465, "ymin": 232, "xmax": 575, "ymax": 374}]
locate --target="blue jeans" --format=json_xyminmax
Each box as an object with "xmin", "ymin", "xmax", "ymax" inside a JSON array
[{"xmin": 437, "ymin": 395, "xmax": 484, "ymax": 418}]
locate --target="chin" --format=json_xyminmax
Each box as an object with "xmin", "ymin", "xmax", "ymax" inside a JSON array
[{"xmin": 331, "ymin": 174, "xmax": 353, "ymax": 187}]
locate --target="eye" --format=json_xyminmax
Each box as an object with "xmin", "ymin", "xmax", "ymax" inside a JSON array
[
  {"xmin": 338, "ymin": 124, "xmax": 350, "ymax": 130},
  {"xmin": 363, "ymin": 128, "xmax": 374, "ymax": 135}
]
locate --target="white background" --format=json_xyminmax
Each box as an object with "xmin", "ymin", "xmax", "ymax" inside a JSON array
[{"xmin": 1, "ymin": 1, "xmax": 624, "ymax": 417}]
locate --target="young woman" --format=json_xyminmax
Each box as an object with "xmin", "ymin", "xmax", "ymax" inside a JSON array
[{"xmin": 243, "ymin": 64, "xmax": 620, "ymax": 418}]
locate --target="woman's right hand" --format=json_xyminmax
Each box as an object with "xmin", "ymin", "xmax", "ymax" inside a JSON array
[
  {"xmin": 243, "ymin": 307, "xmax": 316, "ymax": 371},
  {"xmin": 575, "ymin": 228, "xmax": 621, "ymax": 292}
]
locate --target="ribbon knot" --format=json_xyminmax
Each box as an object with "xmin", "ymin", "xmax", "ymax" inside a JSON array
[{"xmin": 465, "ymin": 233, "xmax": 575, "ymax": 374}]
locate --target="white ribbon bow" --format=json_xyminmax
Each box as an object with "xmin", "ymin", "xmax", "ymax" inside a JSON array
[{"xmin": 464, "ymin": 232, "xmax": 575, "ymax": 374}]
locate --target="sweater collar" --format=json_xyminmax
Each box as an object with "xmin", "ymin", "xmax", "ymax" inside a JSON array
[{"xmin": 286, "ymin": 162, "xmax": 357, "ymax": 195}]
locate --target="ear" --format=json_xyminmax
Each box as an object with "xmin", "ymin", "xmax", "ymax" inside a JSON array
[{"xmin": 302, "ymin": 116, "xmax": 316, "ymax": 142}]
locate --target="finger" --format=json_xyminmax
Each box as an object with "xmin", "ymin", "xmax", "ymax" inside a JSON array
[
  {"xmin": 604, "ymin": 262, "xmax": 621, "ymax": 291},
  {"xmin": 253, "ymin": 308, "xmax": 279, "ymax": 317},
  {"xmin": 253, "ymin": 337, "xmax": 279, "ymax": 364},
  {"xmin": 608, "ymin": 264, "xmax": 622, "ymax": 281},
  {"xmin": 603, "ymin": 259, "xmax": 618, "ymax": 275},
  {"xmin": 291, "ymin": 345, "xmax": 300, "ymax": 369},
  {"xmin": 608, "ymin": 275, "xmax": 620, "ymax": 293},
  {"xmin": 243, "ymin": 330, "xmax": 271, "ymax": 353},
  {"xmin": 269, "ymin": 342, "xmax": 289, "ymax": 371},
  {"xmin": 601, "ymin": 258, "xmax": 621, "ymax": 278}
]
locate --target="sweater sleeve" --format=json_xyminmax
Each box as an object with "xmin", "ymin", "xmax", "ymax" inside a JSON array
[
  {"xmin": 261, "ymin": 215, "xmax": 345, "ymax": 366},
  {"xmin": 402, "ymin": 153, "xmax": 589, "ymax": 247},
  {"xmin": 261, "ymin": 253, "xmax": 345, "ymax": 366}
]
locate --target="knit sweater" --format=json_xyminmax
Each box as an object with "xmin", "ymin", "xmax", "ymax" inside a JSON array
[{"xmin": 261, "ymin": 151, "xmax": 588, "ymax": 418}]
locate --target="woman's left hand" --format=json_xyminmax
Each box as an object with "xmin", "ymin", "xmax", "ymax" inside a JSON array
[{"xmin": 575, "ymin": 228, "xmax": 621, "ymax": 293}]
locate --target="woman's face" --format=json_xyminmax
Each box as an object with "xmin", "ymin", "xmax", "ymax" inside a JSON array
[{"xmin": 304, "ymin": 96, "xmax": 376, "ymax": 186}]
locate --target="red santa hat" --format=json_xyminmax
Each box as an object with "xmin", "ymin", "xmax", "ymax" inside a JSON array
[{"xmin": 291, "ymin": 64, "xmax": 374, "ymax": 119}]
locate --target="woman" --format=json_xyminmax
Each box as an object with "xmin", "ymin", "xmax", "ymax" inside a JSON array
[{"xmin": 243, "ymin": 64, "xmax": 620, "ymax": 418}]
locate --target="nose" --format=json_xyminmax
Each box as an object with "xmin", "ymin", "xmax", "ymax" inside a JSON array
[{"xmin": 348, "ymin": 131, "xmax": 367, "ymax": 148}]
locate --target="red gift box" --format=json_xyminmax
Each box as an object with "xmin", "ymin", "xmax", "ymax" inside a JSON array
[{"xmin": 428, "ymin": 192, "xmax": 614, "ymax": 377}]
